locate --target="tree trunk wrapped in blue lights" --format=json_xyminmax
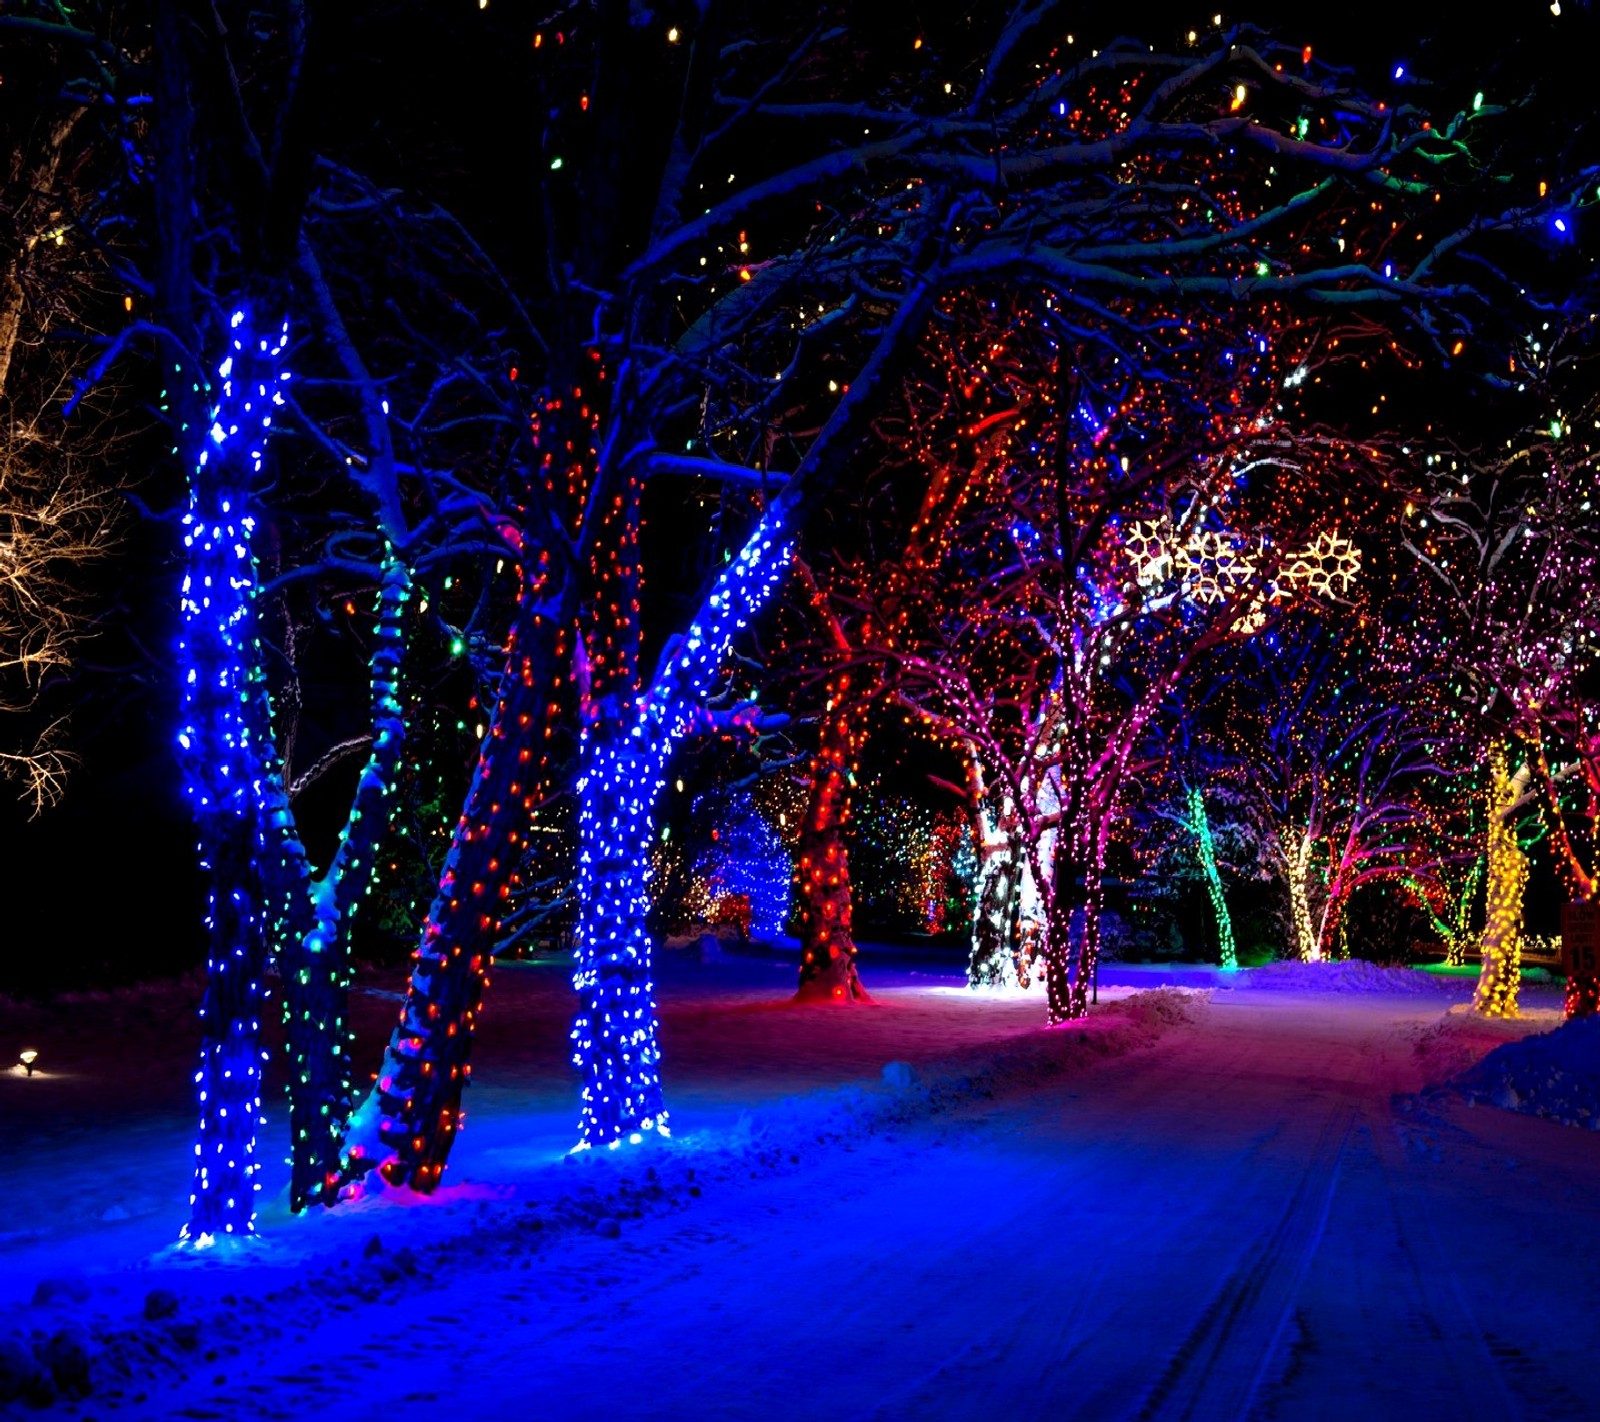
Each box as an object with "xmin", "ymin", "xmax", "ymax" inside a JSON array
[
  {"xmin": 572, "ymin": 519, "xmax": 793, "ymax": 1149},
  {"xmin": 570, "ymin": 725, "xmax": 673, "ymax": 1145},
  {"xmin": 177, "ymin": 311, "xmax": 288, "ymax": 1245}
]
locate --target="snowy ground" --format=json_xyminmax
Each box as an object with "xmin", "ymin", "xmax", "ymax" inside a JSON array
[{"xmin": 3, "ymin": 946, "xmax": 1596, "ymax": 1419}]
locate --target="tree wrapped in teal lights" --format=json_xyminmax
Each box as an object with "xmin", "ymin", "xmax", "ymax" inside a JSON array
[{"xmin": 259, "ymin": 556, "xmax": 410, "ymax": 1208}]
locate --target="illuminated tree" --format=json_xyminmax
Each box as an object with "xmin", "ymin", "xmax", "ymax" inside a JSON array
[
  {"xmin": 841, "ymin": 271, "xmax": 1391, "ymax": 1017},
  {"xmin": 968, "ymin": 749, "xmax": 1049, "ymax": 989},
  {"xmin": 0, "ymin": 362, "xmax": 121, "ymax": 813},
  {"xmin": 1478, "ymin": 740, "xmax": 1534, "ymax": 1014},
  {"xmin": 1222, "ymin": 616, "xmax": 1454, "ymax": 963},
  {"xmin": 664, "ymin": 781, "xmax": 792, "ymax": 940},
  {"xmin": 1184, "ymin": 783, "xmax": 1238, "ymax": 969},
  {"xmin": 0, "ymin": 9, "xmax": 126, "ymax": 812},
  {"xmin": 1410, "ymin": 385, "xmax": 1600, "ymax": 1015},
  {"xmin": 1410, "ymin": 845, "xmax": 1485, "ymax": 968},
  {"xmin": 895, "ymin": 398, "xmax": 1377, "ymax": 1018},
  {"xmin": 16, "ymin": 0, "xmax": 557, "ymax": 1224},
  {"xmin": 1133, "ymin": 693, "xmax": 1257, "ymax": 971},
  {"xmin": 778, "ymin": 564, "xmax": 878, "ymax": 1003},
  {"xmin": 782, "ymin": 405, "xmax": 1018, "ymax": 1001},
  {"xmin": 791, "ymin": 671, "xmax": 874, "ymax": 998}
]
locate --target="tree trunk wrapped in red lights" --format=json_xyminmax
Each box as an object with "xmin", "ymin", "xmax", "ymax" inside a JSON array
[
  {"xmin": 347, "ymin": 603, "xmax": 570, "ymax": 1190},
  {"xmin": 794, "ymin": 680, "xmax": 871, "ymax": 1002}
]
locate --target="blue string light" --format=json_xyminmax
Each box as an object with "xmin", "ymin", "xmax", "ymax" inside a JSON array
[
  {"xmin": 570, "ymin": 518, "xmax": 792, "ymax": 1149},
  {"xmin": 692, "ymin": 786, "xmax": 792, "ymax": 940},
  {"xmin": 177, "ymin": 310, "xmax": 288, "ymax": 1246}
]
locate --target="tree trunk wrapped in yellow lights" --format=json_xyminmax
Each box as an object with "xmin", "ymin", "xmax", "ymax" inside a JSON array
[
  {"xmin": 1474, "ymin": 741, "xmax": 1530, "ymax": 1019},
  {"xmin": 1442, "ymin": 857, "xmax": 1484, "ymax": 968},
  {"xmin": 1280, "ymin": 828, "xmax": 1320, "ymax": 963}
]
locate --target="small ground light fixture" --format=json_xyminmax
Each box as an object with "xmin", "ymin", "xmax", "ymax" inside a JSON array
[{"xmin": 19, "ymin": 1049, "xmax": 38, "ymax": 1076}]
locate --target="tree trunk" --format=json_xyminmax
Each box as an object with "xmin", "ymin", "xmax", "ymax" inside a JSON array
[
  {"xmin": 271, "ymin": 558, "xmax": 410, "ymax": 1209},
  {"xmin": 1315, "ymin": 882, "xmax": 1350, "ymax": 963},
  {"xmin": 347, "ymin": 600, "xmax": 567, "ymax": 1190},
  {"xmin": 1188, "ymin": 786, "xmax": 1237, "ymax": 970},
  {"xmin": 966, "ymin": 744, "xmax": 1044, "ymax": 990},
  {"xmin": 567, "ymin": 506, "xmax": 794, "ymax": 1148},
  {"xmin": 570, "ymin": 720, "xmax": 671, "ymax": 1147},
  {"xmin": 970, "ymin": 820, "xmax": 1044, "ymax": 988},
  {"xmin": 186, "ymin": 811, "xmax": 268, "ymax": 1244},
  {"xmin": 1043, "ymin": 781, "xmax": 1106, "ymax": 1023},
  {"xmin": 794, "ymin": 686, "xmax": 869, "ymax": 1001},
  {"xmin": 1474, "ymin": 740, "xmax": 1528, "ymax": 1019},
  {"xmin": 1042, "ymin": 847, "xmax": 1104, "ymax": 1023},
  {"xmin": 1443, "ymin": 855, "xmax": 1483, "ymax": 967},
  {"xmin": 970, "ymin": 824, "xmax": 1023, "ymax": 988},
  {"xmin": 1280, "ymin": 827, "xmax": 1320, "ymax": 963},
  {"xmin": 178, "ymin": 314, "xmax": 287, "ymax": 1244}
]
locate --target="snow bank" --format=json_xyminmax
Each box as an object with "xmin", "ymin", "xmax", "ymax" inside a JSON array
[
  {"xmin": 0, "ymin": 989, "xmax": 1203, "ymax": 1409},
  {"xmin": 1454, "ymin": 1015, "xmax": 1600, "ymax": 1131},
  {"xmin": 691, "ymin": 986, "xmax": 1203, "ymax": 1156},
  {"xmin": 1234, "ymin": 960, "xmax": 1466, "ymax": 996}
]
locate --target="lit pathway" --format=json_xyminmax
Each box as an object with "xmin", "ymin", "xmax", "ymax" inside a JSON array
[{"xmin": 99, "ymin": 989, "xmax": 1600, "ymax": 1421}]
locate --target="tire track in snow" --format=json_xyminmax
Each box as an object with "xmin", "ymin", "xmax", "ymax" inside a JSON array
[
  {"xmin": 863, "ymin": 1016, "xmax": 1276, "ymax": 1421},
  {"xmin": 1367, "ymin": 1113, "xmax": 1527, "ymax": 1422},
  {"xmin": 1129, "ymin": 1102, "xmax": 1355, "ymax": 1422}
]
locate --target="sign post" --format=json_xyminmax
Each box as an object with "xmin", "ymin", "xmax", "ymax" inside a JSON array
[{"xmin": 1559, "ymin": 901, "xmax": 1600, "ymax": 1019}]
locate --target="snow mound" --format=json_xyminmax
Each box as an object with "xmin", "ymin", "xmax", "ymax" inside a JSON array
[
  {"xmin": 1454, "ymin": 1015, "xmax": 1600, "ymax": 1131},
  {"xmin": 706, "ymin": 987, "xmax": 1206, "ymax": 1154},
  {"xmin": 1235, "ymin": 961, "xmax": 1463, "ymax": 996},
  {"xmin": 0, "ymin": 990, "xmax": 1204, "ymax": 1408}
]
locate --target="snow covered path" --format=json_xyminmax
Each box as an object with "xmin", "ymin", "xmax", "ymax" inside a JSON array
[{"xmin": 20, "ymin": 980, "xmax": 1597, "ymax": 1421}]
